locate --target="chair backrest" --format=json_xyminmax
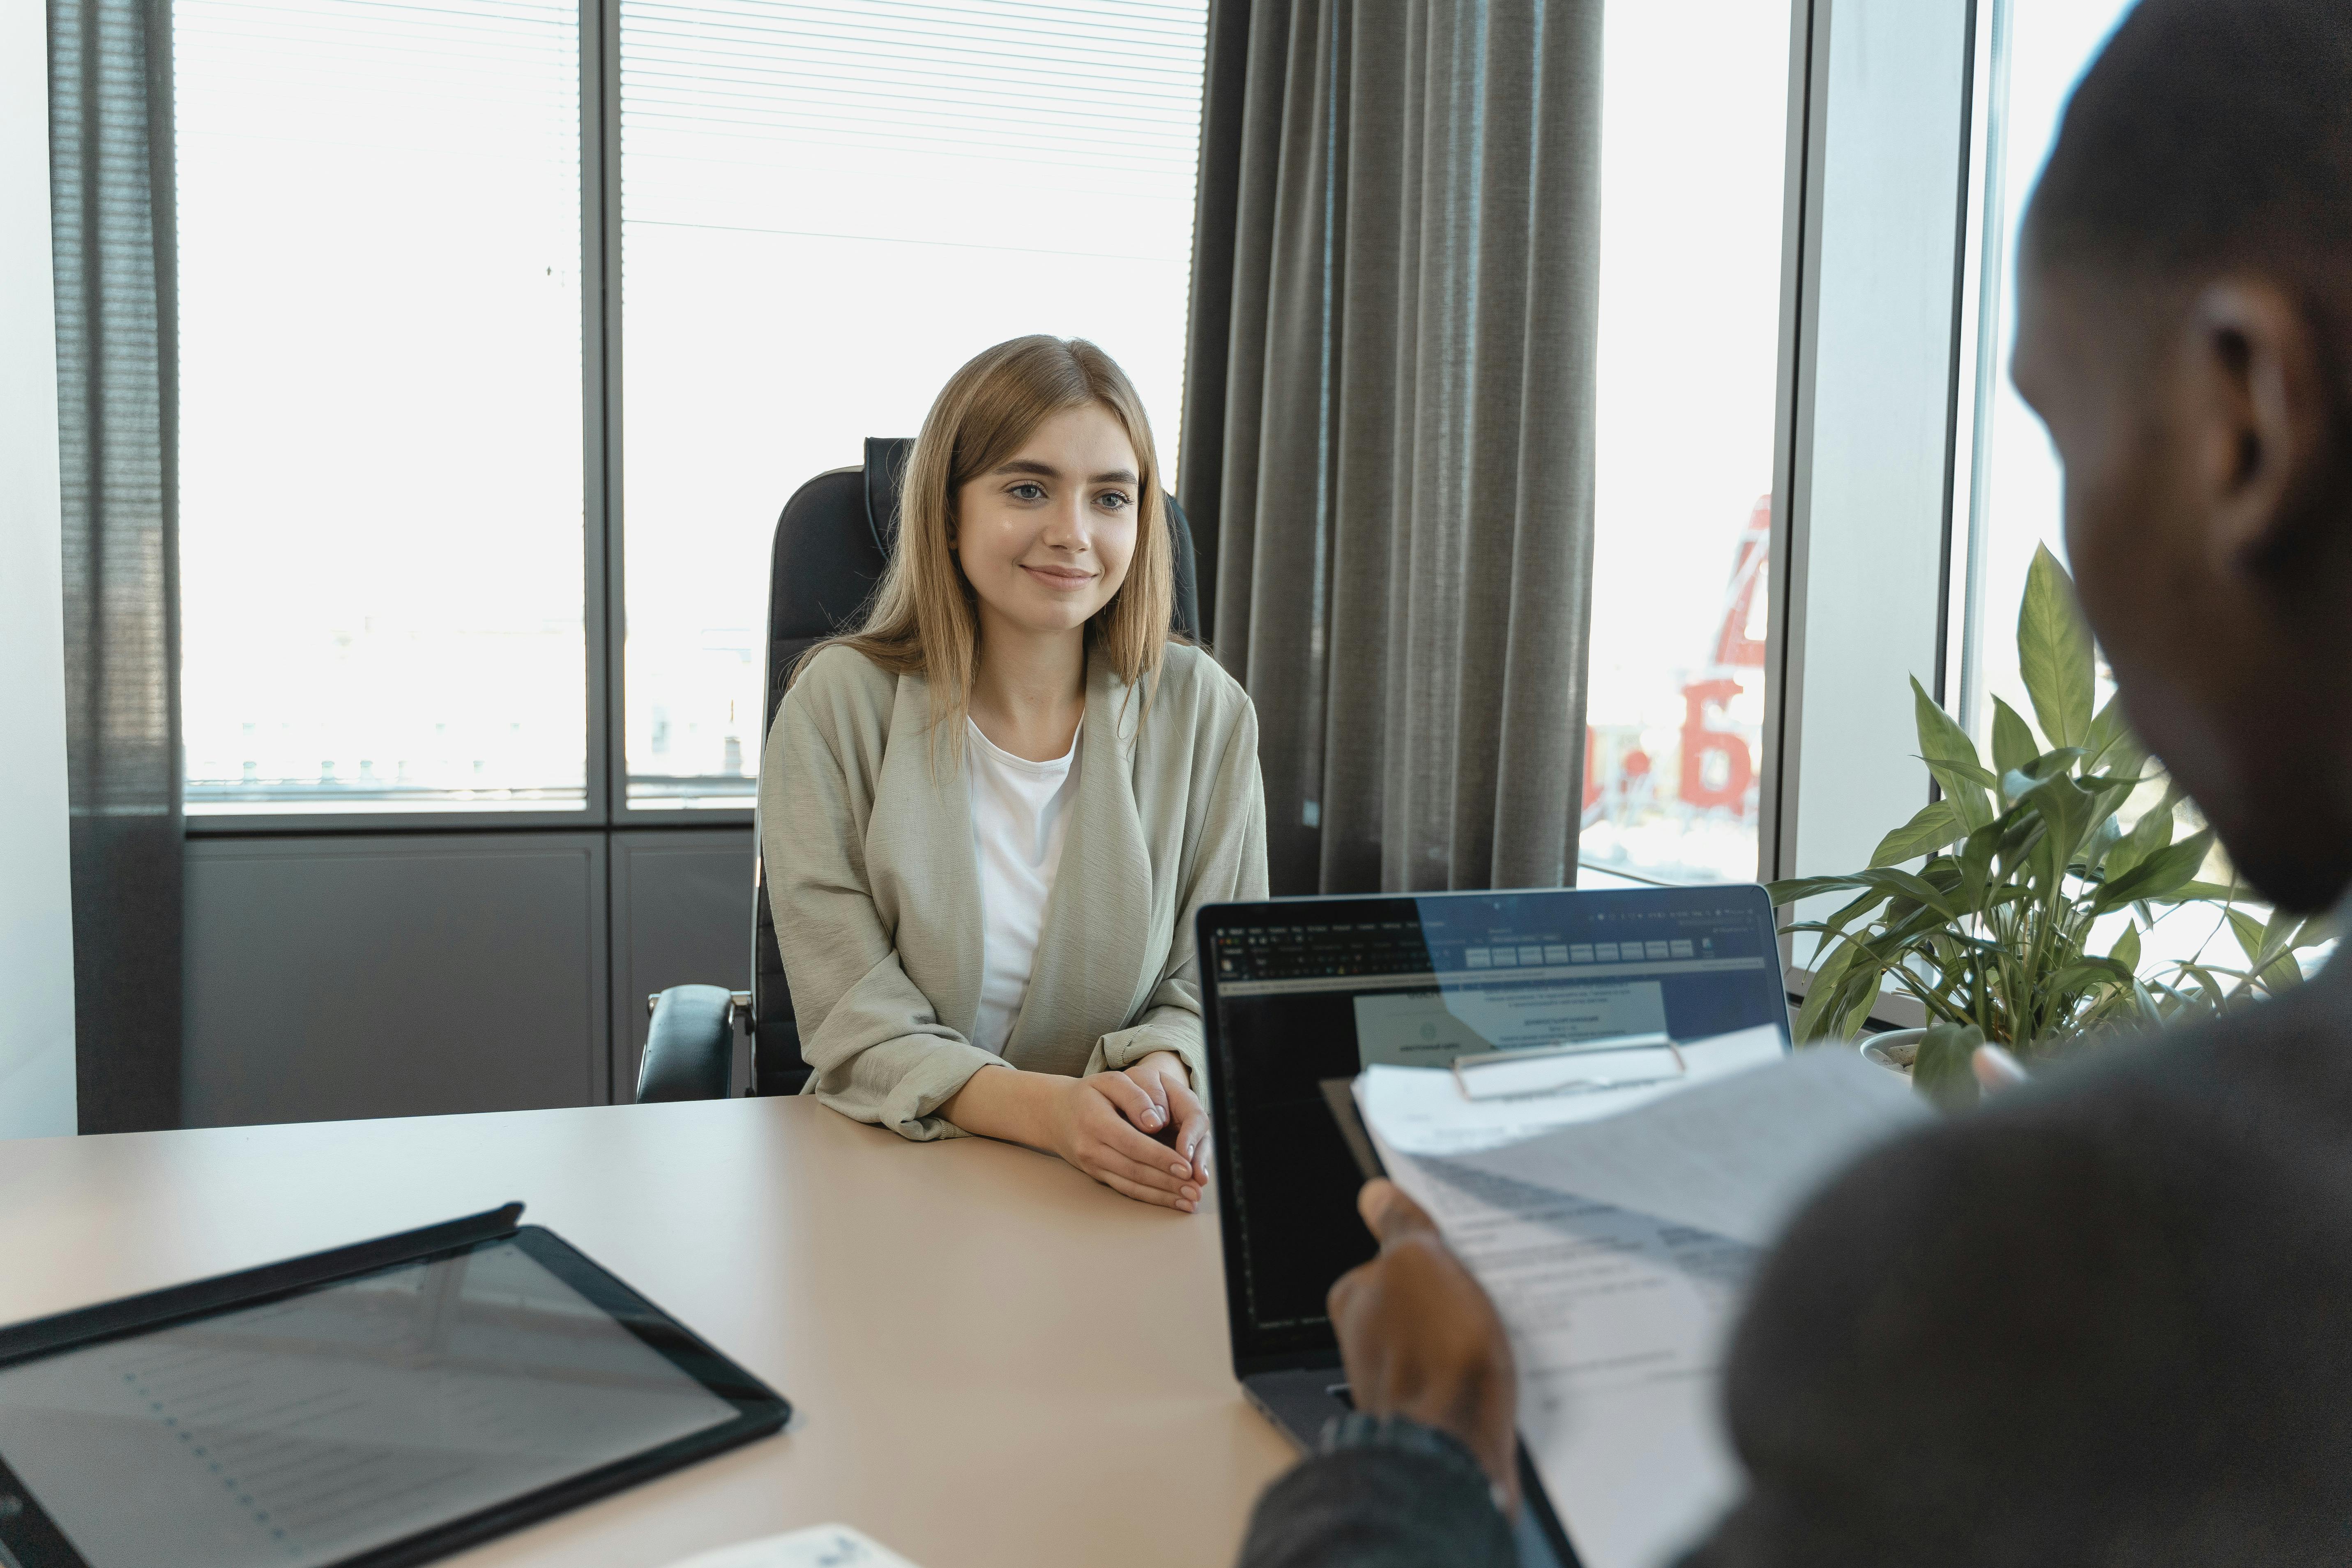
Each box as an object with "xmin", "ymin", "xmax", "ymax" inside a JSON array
[{"xmin": 749, "ymin": 437, "xmax": 1202, "ymax": 1096}]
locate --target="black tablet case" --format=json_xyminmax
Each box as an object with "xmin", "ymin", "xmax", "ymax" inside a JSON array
[{"xmin": 0, "ymin": 1204, "xmax": 789, "ymax": 1568}]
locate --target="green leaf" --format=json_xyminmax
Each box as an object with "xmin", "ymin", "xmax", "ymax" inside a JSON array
[
  {"xmin": 1913, "ymin": 1022, "xmax": 1986, "ymax": 1111},
  {"xmin": 1792, "ymin": 936, "xmax": 1864, "ymax": 1044},
  {"xmin": 2149, "ymin": 879, "xmax": 2244, "ymax": 906},
  {"xmin": 1870, "ymin": 801, "xmax": 1966, "ymax": 868},
  {"xmin": 2006, "ymin": 768, "xmax": 2098, "ymax": 877},
  {"xmin": 1990, "ymin": 698, "xmax": 2039, "ymax": 777},
  {"xmin": 2104, "ymin": 799, "xmax": 2175, "ymax": 884},
  {"xmin": 2258, "ymin": 950, "xmax": 2306, "ymax": 994},
  {"xmin": 2109, "ymin": 922, "xmax": 2141, "ymax": 975},
  {"xmin": 2018, "ymin": 543, "xmax": 2096, "ymax": 749},
  {"xmin": 2091, "ymin": 829, "xmax": 2216, "ymax": 914},
  {"xmin": 1855, "ymin": 866, "xmax": 1962, "ymax": 922},
  {"xmin": 1952, "ymin": 818, "xmax": 2002, "ymax": 911},
  {"xmin": 1912, "ymin": 678, "xmax": 1995, "ymax": 830},
  {"xmin": 1763, "ymin": 876, "xmax": 1873, "ymax": 909},
  {"xmin": 2260, "ymin": 905, "xmax": 2303, "ymax": 953},
  {"xmin": 2227, "ymin": 908, "xmax": 2265, "ymax": 966},
  {"xmin": 1818, "ymin": 887, "xmax": 1889, "ymax": 944},
  {"xmin": 2042, "ymin": 957, "xmax": 2136, "ymax": 1013},
  {"xmin": 2084, "ymin": 814, "xmax": 2126, "ymax": 877}
]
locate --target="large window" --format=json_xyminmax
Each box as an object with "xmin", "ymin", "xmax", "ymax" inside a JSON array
[
  {"xmin": 1951, "ymin": 0, "xmax": 2313, "ymax": 976},
  {"xmin": 174, "ymin": 0, "xmax": 1207, "ymax": 818},
  {"xmin": 1577, "ymin": 0, "xmax": 1794, "ymax": 885},
  {"xmin": 176, "ymin": 0, "xmax": 587, "ymax": 814},
  {"xmin": 615, "ymin": 0, "xmax": 1209, "ymax": 807},
  {"xmin": 1953, "ymin": 0, "xmax": 2134, "ymax": 745}
]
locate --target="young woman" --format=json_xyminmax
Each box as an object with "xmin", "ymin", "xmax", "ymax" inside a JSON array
[{"xmin": 762, "ymin": 336, "xmax": 1268, "ymax": 1212}]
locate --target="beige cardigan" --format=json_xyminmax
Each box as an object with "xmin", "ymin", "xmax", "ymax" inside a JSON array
[{"xmin": 761, "ymin": 639, "xmax": 1269, "ymax": 1141}]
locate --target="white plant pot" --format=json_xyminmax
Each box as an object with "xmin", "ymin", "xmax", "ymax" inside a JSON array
[{"xmin": 1859, "ymin": 1027, "xmax": 1927, "ymax": 1077}]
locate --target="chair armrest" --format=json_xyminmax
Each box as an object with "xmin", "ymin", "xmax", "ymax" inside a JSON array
[{"xmin": 637, "ymin": 984, "xmax": 736, "ymax": 1102}]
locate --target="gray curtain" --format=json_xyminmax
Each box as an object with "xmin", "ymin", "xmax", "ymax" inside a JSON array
[
  {"xmin": 50, "ymin": 0, "xmax": 184, "ymax": 1133},
  {"xmin": 1181, "ymin": 0, "xmax": 1602, "ymax": 897}
]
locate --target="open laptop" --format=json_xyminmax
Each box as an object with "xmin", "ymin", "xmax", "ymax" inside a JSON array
[{"xmin": 1196, "ymin": 883, "xmax": 1793, "ymax": 1568}]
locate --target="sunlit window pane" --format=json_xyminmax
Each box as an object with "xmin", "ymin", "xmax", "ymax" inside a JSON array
[
  {"xmin": 1961, "ymin": 0, "xmax": 2134, "ymax": 749},
  {"xmin": 176, "ymin": 0, "xmax": 587, "ymax": 814},
  {"xmin": 1958, "ymin": 0, "xmax": 2321, "ymax": 979},
  {"xmin": 1579, "ymin": 0, "xmax": 1792, "ymax": 885},
  {"xmin": 616, "ymin": 0, "xmax": 1208, "ymax": 808}
]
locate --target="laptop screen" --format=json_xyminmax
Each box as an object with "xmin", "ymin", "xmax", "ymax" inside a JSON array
[{"xmin": 1198, "ymin": 884, "xmax": 1790, "ymax": 1372}]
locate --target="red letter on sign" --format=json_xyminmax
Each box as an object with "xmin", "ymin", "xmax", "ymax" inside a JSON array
[{"xmin": 1679, "ymin": 678, "xmax": 1753, "ymax": 813}]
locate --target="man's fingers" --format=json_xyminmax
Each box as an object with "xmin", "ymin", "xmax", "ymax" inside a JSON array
[
  {"xmin": 1358, "ymin": 1179, "xmax": 1439, "ymax": 1246},
  {"xmin": 1326, "ymin": 1259, "xmax": 1371, "ymax": 1324},
  {"xmin": 1973, "ymin": 1043, "xmax": 2030, "ymax": 1092}
]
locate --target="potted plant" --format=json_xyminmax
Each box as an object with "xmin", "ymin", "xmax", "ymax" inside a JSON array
[{"xmin": 1765, "ymin": 545, "xmax": 2335, "ymax": 1107}]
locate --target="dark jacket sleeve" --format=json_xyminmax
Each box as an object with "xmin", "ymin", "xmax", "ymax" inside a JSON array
[{"xmin": 1237, "ymin": 1419, "xmax": 1516, "ymax": 1568}]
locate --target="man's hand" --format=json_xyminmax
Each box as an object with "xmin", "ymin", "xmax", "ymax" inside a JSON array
[
  {"xmin": 1974, "ymin": 1043, "xmax": 2030, "ymax": 1093},
  {"xmin": 1327, "ymin": 1179, "xmax": 1519, "ymax": 1510},
  {"xmin": 1119, "ymin": 1050, "xmax": 1211, "ymax": 1172}
]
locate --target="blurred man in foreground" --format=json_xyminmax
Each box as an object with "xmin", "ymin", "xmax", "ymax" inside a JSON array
[{"xmin": 1239, "ymin": 1, "xmax": 2352, "ymax": 1562}]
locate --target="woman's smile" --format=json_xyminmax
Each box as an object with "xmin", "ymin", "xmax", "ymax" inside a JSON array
[{"xmin": 1020, "ymin": 561, "xmax": 1097, "ymax": 590}]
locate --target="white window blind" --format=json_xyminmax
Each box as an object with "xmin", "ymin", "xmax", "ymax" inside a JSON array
[{"xmin": 616, "ymin": 0, "xmax": 1210, "ymax": 804}]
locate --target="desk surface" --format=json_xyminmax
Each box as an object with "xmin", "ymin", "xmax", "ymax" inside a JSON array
[{"xmin": 0, "ymin": 1098, "xmax": 1298, "ymax": 1568}]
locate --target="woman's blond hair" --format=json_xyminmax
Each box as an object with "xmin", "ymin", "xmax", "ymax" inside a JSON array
[{"xmin": 799, "ymin": 336, "xmax": 1173, "ymax": 743}]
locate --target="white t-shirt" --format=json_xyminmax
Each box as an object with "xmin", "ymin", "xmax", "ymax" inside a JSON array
[{"xmin": 966, "ymin": 716, "xmax": 1083, "ymax": 1056}]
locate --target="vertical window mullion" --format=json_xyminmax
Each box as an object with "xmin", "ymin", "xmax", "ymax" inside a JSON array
[{"xmin": 583, "ymin": 0, "xmax": 624, "ymax": 825}]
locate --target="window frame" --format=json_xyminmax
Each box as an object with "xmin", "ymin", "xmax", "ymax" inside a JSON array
[
  {"xmin": 187, "ymin": 0, "xmax": 1993, "ymax": 854},
  {"xmin": 1760, "ymin": 0, "xmax": 1985, "ymax": 896},
  {"xmin": 178, "ymin": 0, "xmax": 714, "ymax": 838}
]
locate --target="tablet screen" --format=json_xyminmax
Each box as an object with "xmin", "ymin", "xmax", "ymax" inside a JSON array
[{"xmin": 0, "ymin": 1238, "xmax": 742, "ymax": 1568}]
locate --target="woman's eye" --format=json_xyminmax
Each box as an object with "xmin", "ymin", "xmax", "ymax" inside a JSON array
[
  {"xmin": 1096, "ymin": 491, "xmax": 1133, "ymax": 511},
  {"xmin": 1009, "ymin": 482, "xmax": 1046, "ymax": 501}
]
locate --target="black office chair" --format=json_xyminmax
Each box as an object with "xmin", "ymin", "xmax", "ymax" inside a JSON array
[{"xmin": 636, "ymin": 437, "xmax": 1202, "ymax": 1103}]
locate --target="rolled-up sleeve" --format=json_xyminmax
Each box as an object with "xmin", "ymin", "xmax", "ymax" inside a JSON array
[{"xmin": 765, "ymin": 663, "xmax": 1002, "ymax": 1140}]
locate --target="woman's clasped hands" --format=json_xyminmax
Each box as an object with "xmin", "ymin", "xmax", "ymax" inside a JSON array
[
  {"xmin": 1044, "ymin": 1050, "xmax": 1209, "ymax": 1213},
  {"xmin": 942, "ymin": 1049, "xmax": 1211, "ymax": 1212}
]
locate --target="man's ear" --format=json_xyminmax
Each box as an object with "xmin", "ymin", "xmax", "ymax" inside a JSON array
[{"xmin": 2183, "ymin": 278, "xmax": 2331, "ymax": 571}]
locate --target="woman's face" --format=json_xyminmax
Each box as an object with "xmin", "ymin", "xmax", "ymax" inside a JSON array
[{"xmin": 955, "ymin": 402, "xmax": 1140, "ymax": 642}]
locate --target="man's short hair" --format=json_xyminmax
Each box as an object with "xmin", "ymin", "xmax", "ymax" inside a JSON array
[{"xmin": 2028, "ymin": 0, "xmax": 2352, "ymax": 282}]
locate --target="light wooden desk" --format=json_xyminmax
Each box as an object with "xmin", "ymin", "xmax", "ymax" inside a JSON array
[{"xmin": 0, "ymin": 1098, "xmax": 1298, "ymax": 1568}]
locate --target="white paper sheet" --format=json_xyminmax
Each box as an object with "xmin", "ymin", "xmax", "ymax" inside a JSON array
[
  {"xmin": 659, "ymin": 1524, "xmax": 922, "ymax": 1568},
  {"xmin": 1355, "ymin": 1037, "xmax": 1931, "ymax": 1568},
  {"xmin": 1359, "ymin": 1024, "xmax": 1788, "ymax": 1157},
  {"xmin": 1450, "ymin": 1048, "xmax": 1930, "ymax": 1246},
  {"xmin": 1364, "ymin": 1122, "xmax": 1751, "ymax": 1568}
]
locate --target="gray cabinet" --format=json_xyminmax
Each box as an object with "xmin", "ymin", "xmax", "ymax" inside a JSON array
[{"xmin": 183, "ymin": 827, "xmax": 757, "ymax": 1128}]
